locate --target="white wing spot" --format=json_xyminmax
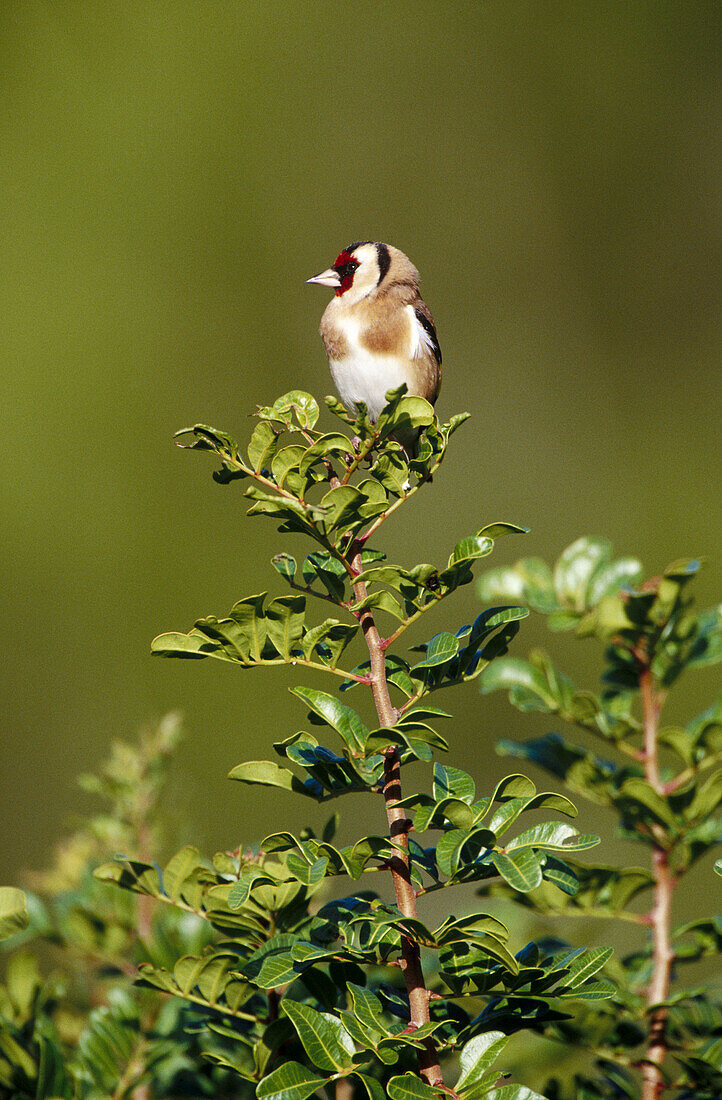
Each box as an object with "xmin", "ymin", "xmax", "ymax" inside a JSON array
[{"xmin": 408, "ymin": 305, "xmax": 435, "ymax": 359}]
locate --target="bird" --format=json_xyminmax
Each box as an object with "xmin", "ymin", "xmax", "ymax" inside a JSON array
[{"xmin": 307, "ymin": 242, "xmax": 442, "ymax": 427}]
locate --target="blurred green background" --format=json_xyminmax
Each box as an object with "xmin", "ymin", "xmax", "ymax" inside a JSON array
[{"xmin": 1, "ymin": 0, "xmax": 720, "ymax": 902}]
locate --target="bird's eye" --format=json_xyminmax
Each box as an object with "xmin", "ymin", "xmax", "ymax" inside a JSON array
[{"xmin": 334, "ymin": 260, "xmax": 360, "ymax": 281}]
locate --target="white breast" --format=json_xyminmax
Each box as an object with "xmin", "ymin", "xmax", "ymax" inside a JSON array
[
  {"xmin": 329, "ymin": 352, "xmax": 410, "ymax": 422},
  {"xmin": 327, "ymin": 313, "xmax": 412, "ymax": 422}
]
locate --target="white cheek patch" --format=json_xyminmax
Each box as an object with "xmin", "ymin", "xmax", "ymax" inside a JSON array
[{"xmin": 407, "ymin": 305, "xmax": 435, "ymax": 359}]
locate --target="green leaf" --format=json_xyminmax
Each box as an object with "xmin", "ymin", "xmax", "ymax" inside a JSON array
[
  {"xmin": 243, "ymin": 934, "xmax": 308, "ymax": 988},
  {"xmin": 506, "ymin": 822, "xmax": 600, "ymax": 853},
  {"xmin": 76, "ymin": 996, "xmax": 141, "ymax": 1094},
  {"xmin": 492, "ymin": 773, "xmax": 537, "ymax": 801},
  {"xmin": 618, "ymin": 777, "xmax": 678, "ymax": 826},
  {"xmin": 689, "ymin": 604, "xmax": 722, "ymax": 668},
  {"xmin": 413, "ymin": 632, "xmax": 461, "ymax": 670},
  {"xmin": 286, "ymin": 854, "xmax": 328, "ymax": 886},
  {"xmin": 281, "ymin": 1000, "xmax": 355, "ymax": 1072},
  {"xmin": 347, "ymin": 983, "xmax": 390, "ymax": 1038},
  {"xmin": 257, "ymin": 1061, "xmax": 329, "ymax": 1100},
  {"xmin": 436, "ymin": 827, "xmax": 493, "ymax": 877},
  {"xmin": 485, "ymin": 1087, "xmax": 548, "ymax": 1100},
  {"xmin": 479, "ymin": 657, "xmax": 560, "ymax": 712},
  {"xmin": 715, "ymin": 858, "xmax": 722, "ymax": 877},
  {"xmin": 541, "ymin": 855, "xmax": 579, "ymax": 895},
  {"xmin": 258, "ymin": 390, "xmax": 320, "ymax": 430},
  {"xmin": 478, "ymin": 557, "xmax": 557, "ymax": 614},
  {"xmin": 247, "ymin": 419, "xmax": 280, "ymax": 471},
  {"xmin": 686, "ymin": 769, "xmax": 722, "ymax": 820},
  {"xmin": 476, "ymin": 522, "xmax": 530, "ymax": 539},
  {"xmin": 302, "ymin": 620, "xmax": 358, "ymax": 667},
  {"xmin": 433, "ymin": 763, "xmax": 476, "ymax": 805},
  {"xmin": 151, "ymin": 629, "xmax": 214, "ymax": 658},
  {"xmin": 227, "ymin": 868, "xmax": 276, "ymax": 909},
  {"xmin": 291, "ymin": 687, "xmax": 369, "ymax": 751},
  {"xmin": 351, "ymin": 588, "xmax": 405, "ymax": 621},
  {"xmin": 370, "ymin": 448, "xmax": 411, "ymax": 494},
  {"xmin": 353, "ymin": 1072, "xmax": 388, "ymax": 1100},
  {"xmin": 376, "ymin": 392, "xmax": 436, "ymax": 439},
  {"xmin": 265, "ymin": 595, "xmax": 306, "ymax": 658},
  {"xmin": 0, "ymin": 887, "xmax": 28, "ymax": 940},
  {"xmin": 491, "ymin": 849, "xmax": 543, "ymax": 892},
  {"xmin": 36, "ymin": 1032, "xmax": 73, "ymax": 1098},
  {"xmin": 553, "ymin": 537, "xmax": 612, "ymax": 611},
  {"xmin": 562, "ymin": 946, "xmax": 613, "ymax": 988},
  {"xmin": 448, "ymin": 536, "xmax": 494, "ymax": 567},
  {"xmin": 664, "ymin": 556, "xmax": 702, "ymax": 580},
  {"xmin": 302, "ymin": 551, "xmax": 348, "ymax": 602},
  {"xmin": 228, "ymin": 592, "xmax": 268, "ymax": 660},
  {"xmin": 299, "ymin": 433, "xmax": 354, "ymax": 477},
  {"xmin": 558, "ymin": 979, "xmax": 615, "ymax": 1001},
  {"xmin": 272, "ymin": 553, "xmax": 297, "ymax": 582},
  {"xmin": 387, "ymin": 1072, "xmax": 444, "ymax": 1100},
  {"xmin": 152, "ymin": 592, "xmax": 271, "ymax": 664},
  {"xmin": 435, "ymin": 913, "xmax": 509, "ymax": 947},
  {"xmin": 456, "ymin": 1031, "xmax": 508, "ymax": 1093},
  {"xmin": 161, "ymin": 845, "xmax": 205, "ymax": 902},
  {"xmin": 228, "ymin": 760, "xmax": 321, "ymax": 799},
  {"xmin": 587, "ymin": 556, "xmax": 643, "ymax": 603},
  {"xmin": 320, "ymin": 483, "xmax": 383, "ymax": 535},
  {"xmin": 272, "ymin": 444, "xmax": 307, "ymax": 490}
]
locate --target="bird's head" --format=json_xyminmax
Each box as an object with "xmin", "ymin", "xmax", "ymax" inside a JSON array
[{"xmin": 307, "ymin": 242, "xmax": 418, "ymax": 305}]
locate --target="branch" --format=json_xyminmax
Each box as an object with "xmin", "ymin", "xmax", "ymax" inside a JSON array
[
  {"xmin": 382, "ymin": 592, "xmax": 443, "ymax": 649},
  {"xmin": 639, "ymin": 665, "xmax": 675, "ymax": 1100},
  {"xmin": 340, "ymin": 434, "xmax": 377, "ymax": 485},
  {"xmin": 251, "ymin": 657, "xmax": 367, "ymax": 682},
  {"xmin": 352, "ymin": 548, "xmax": 443, "ymax": 1088},
  {"xmin": 287, "ymin": 579, "xmax": 351, "ymax": 610}
]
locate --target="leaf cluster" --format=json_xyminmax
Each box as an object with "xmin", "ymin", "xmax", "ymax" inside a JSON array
[
  {"xmin": 130, "ymin": 392, "xmax": 611, "ymax": 1096},
  {"xmin": 478, "ymin": 537, "xmax": 722, "ymax": 1098}
]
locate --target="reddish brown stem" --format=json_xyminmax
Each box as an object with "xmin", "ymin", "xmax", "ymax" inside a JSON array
[
  {"xmin": 351, "ymin": 551, "xmax": 443, "ymax": 1088},
  {"xmin": 335, "ymin": 1080, "xmax": 355, "ymax": 1100},
  {"xmin": 639, "ymin": 665, "xmax": 675, "ymax": 1100},
  {"xmin": 641, "ymin": 668, "xmax": 662, "ymax": 792},
  {"xmin": 135, "ymin": 821, "xmax": 154, "ymax": 943}
]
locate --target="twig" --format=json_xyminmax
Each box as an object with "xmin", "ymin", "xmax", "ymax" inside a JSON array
[{"xmin": 288, "ymin": 579, "xmax": 351, "ymax": 610}]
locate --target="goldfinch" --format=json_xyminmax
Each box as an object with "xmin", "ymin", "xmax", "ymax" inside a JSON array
[{"xmin": 307, "ymin": 242, "xmax": 442, "ymax": 424}]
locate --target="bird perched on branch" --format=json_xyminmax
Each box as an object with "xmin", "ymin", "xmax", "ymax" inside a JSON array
[{"xmin": 307, "ymin": 242, "xmax": 442, "ymax": 425}]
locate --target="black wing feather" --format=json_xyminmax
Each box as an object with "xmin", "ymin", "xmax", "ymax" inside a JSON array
[{"xmin": 414, "ymin": 308, "xmax": 442, "ymax": 365}]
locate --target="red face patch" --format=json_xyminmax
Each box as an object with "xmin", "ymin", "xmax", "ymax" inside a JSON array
[{"xmin": 332, "ymin": 249, "xmax": 360, "ymax": 296}]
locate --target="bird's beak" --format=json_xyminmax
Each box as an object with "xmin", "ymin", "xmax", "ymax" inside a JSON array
[{"xmin": 306, "ymin": 267, "xmax": 341, "ymax": 287}]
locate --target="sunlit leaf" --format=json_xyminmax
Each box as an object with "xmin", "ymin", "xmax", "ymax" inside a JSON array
[
  {"xmin": 228, "ymin": 760, "xmax": 322, "ymax": 799},
  {"xmin": 257, "ymin": 1061, "xmax": 329, "ymax": 1100},
  {"xmin": 386, "ymin": 1072, "xmax": 445, "ymax": 1100},
  {"xmin": 455, "ymin": 1031, "xmax": 508, "ymax": 1093},
  {"xmin": 291, "ymin": 687, "xmax": 369, "ymax": 751},
  {"xmin": 258, "ymin": 390, "xmax": 320, "ymax": 430},
  {"xmin": 491, "ymin": 850, "xmax": 543, "ymax": 892},
  {"xmin": 281, "ymin": 1000, "xmax": 355, "ymax": 1072},
  {"xmin": 0, "ymin": 887, "xmax": 28, "ymax": 941}
]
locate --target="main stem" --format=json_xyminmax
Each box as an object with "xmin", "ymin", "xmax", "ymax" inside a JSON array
[
  {"xmin": 640, "ymin": 666, "xmax": 674, "ymax": 1100},
  {"xmin": 351, "ymin": 551, "xmax": 443, "ymax": 1087}
]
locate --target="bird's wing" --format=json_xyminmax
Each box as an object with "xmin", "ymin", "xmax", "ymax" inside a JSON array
[{"xmin": 410, "ymin": 303, "xmax": 442, "ymax": 366}]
